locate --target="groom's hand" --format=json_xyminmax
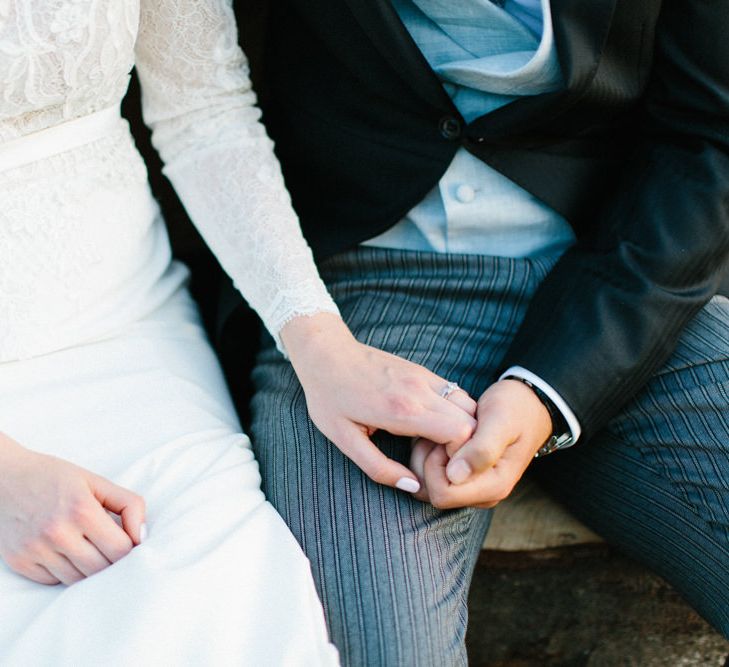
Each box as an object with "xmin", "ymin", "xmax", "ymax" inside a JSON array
[
  {"xmin": 281, "ymin": 313, "xmax": 478, "ymax": 494},
  {"xmin": 410, "ymin": 379, "xmax": 552, "ymax": 508}
]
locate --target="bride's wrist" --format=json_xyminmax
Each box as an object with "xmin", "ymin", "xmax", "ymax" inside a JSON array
[
  {"xmin": 0, "ymin": 432, "xmax": 31, "ymax": 468},
  {"xmin": 280, "ymin": 312, "xmax": 355, "ymax": 368}
]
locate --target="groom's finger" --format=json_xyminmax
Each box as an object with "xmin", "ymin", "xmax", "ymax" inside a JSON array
[
  {"xmin": 424, "ymin": 444, "xmax": 511, "ymax": 510},
  {"xmin": 409, "ymin": 437, "xmax": 437, "ymax": 502},
  {"xmin": 444, "ymin": 409, "xmax": 514, "ymax": 485},
  {"xmin": 336, "ymin": 422, "xmax": 421, "ymax": 494}
]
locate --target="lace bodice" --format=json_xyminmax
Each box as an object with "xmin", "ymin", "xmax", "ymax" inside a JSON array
[{"xmin": 0, "ymin": 0, "xmax": 339, "ymax": 358}]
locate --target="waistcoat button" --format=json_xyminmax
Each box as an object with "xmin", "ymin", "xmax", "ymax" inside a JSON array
[
  {"xmin": 438, "ymin": 116, "xmax": 462, "ymax": 140},
  {"xmin": 455, "ymin": 184, "xmax": 476, "ymax": 203}
]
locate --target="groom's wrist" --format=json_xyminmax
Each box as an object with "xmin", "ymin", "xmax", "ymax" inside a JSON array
[{"xmin": 499, "ymin": 366, "xmax": 581, "ymax": 453}]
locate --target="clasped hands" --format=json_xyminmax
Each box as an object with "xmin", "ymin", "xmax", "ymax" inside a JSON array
[{"xmin": 282, "ymin": 314, "xmax": 553, "ymax": 510}]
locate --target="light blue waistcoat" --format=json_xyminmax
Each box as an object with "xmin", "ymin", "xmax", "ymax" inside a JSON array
[{"xmin": 363, "ymin": 0, "xmax": 576, "ymax": 258}]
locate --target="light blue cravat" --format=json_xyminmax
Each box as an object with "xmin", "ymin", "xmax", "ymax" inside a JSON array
[{"xmin": 363, "ymin": 0, "xmax": 576, "ymax": 258}]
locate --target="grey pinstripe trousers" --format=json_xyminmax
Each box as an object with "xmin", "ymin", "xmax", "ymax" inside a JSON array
[{"xmin": 249, "ymin": 247, "xmax": 729, "ymax": 666}]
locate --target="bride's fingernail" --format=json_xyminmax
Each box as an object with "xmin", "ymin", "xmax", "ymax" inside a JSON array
[
  {"xmin": 396, "ymin": 477, "xmax": 421, "ymax": 493},
  {"xmin": 447, "ymin": 459, "xmax": 472, "ymax": 485},
  {"xmin": 139, "ymin": 523, "xmax": 148, "ymax": 543}
]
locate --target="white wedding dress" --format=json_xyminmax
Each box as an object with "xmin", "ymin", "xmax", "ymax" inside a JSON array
[{"xmin": 0, "ymin": 1, "xmax": 340, "ymax": 664}]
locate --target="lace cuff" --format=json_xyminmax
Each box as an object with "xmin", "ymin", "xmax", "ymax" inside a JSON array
[{"xmin": 256, "ymin": 279, "xmax": 341, "ymax": 356}]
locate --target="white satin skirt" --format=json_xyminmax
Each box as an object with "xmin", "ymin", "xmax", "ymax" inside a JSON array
[{"xmin": 0, "ymin": 280, "xmax": 339, "ymax": 666}]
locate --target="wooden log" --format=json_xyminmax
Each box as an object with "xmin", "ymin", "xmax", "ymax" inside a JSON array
[{"xmin": 484, "ymin": 476, "xmax": 603, "ymax": 551}]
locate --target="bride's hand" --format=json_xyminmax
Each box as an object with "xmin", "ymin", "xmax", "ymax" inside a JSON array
[
  {"xmin": 281, "ymin": 313, "xmax": 477, "ymax": 492},
  {"xmin": 0, "ymin": 433, "xmax": 146, "ymax": 586}
]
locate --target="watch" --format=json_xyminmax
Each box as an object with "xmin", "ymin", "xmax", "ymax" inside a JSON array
[{"xmin": 502, "ymin": 375, "xmax": 575, "ymax": 457}]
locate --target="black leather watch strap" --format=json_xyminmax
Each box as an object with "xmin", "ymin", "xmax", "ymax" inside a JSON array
[{"xmin": 502, "ymin": 375, "xmax": 572, "ymax": 456}]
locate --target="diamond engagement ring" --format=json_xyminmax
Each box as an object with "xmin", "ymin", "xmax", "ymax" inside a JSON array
[{"xmin": 440, "ymin": 381, "xmax": 460, "ymax": 399}]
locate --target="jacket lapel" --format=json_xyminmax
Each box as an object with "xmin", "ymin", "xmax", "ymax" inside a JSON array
[
  {"xmin": 470, "ymin": 0, "xmax": 620, "ymax": 137},
  {"xmin": 551, "ymin": 0, "xmax": 619, "ymax": 91},
  {"xmin": 341, "ymin": 0, "xmax": 454, "ymax": 110},
  {"xmin": 342, "ymin": 0, "xmax": 620, "ymax": 131}
]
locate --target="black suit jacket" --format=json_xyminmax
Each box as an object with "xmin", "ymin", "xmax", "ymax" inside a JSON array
[{"xmin": 236, "ymin": 0, "xmax": 729, "ymax": 439}]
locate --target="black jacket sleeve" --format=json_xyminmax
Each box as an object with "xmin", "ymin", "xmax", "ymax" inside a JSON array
[{"xmin": 500, "ymin": 0, "xmax": 729, "ymax": 440}]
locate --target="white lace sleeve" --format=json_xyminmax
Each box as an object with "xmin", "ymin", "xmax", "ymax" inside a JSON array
[{"xmin": 134, "ymin": 0, "xmax": 340, "ymax": 352}]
